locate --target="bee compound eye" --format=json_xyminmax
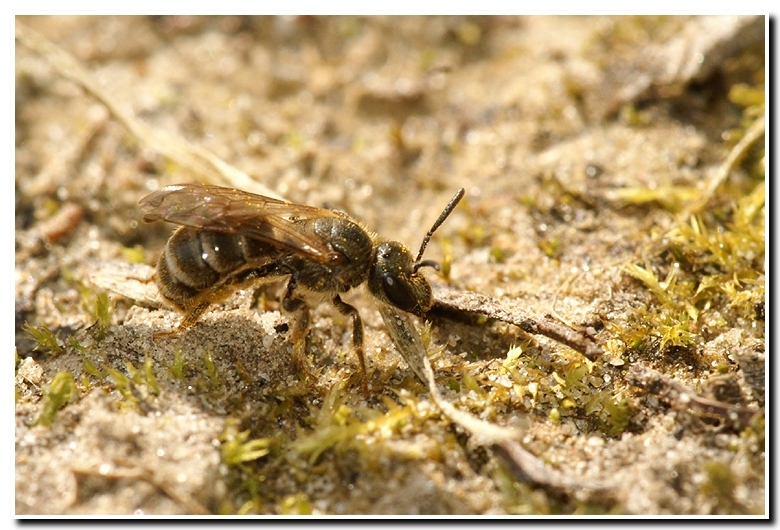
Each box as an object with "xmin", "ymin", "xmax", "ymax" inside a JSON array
[{"xmin": 382, "ymin": 272, "xmax": 419, "ymax": 314}]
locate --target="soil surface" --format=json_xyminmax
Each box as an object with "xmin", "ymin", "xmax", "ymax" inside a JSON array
[{"xmin": 15, "ymin": 15, "xmax": 765, "ymax": 516}]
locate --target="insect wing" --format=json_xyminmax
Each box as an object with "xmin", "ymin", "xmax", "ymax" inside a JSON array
[
  {"xmin": 139, "ymin": 184, "xmax": 342, "ymax": 264},
  {"xmin": 376, "ymin": 302, "xmax": 429, "ymax": 385}
]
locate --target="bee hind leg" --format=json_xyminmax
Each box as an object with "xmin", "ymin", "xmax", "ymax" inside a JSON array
[
  {"xmin": 281, "ymin": 279, "xmax": 317, "ymax": 384},
  {"xmin": 154, "ymin": 301, "xmax": 211, "ymax": 338}
]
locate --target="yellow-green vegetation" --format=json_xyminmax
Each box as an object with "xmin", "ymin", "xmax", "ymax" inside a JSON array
[
  {"xmin": 475, "ymin": 345, "xmax": 632, "ymax": 436},
  {"xmin": 23, "ymin": 291, "xmax": 113, "ymax": 356},
  {"xmin": 439, "ymin": 236, "xmax": 454, "ymax": 281},
  {"xmin": 726, "ymin": 81, "xmax": 765, "ymax": 151},
  {"xmin": 202, "ymin": 349, "xmax": 220, "ymax": 388},
  {"xmin": 538, "ymin": 237, "xmax": 561, "ymax": 260},
  {"xmin": 37, "ymin": 371, "xmax": 77, "ymax": 427},
  {"xmin": 493, "ymin": 465, "xmax": 553, "ymax": 515},
  {"xmin": 606, "ymin": 186, "xmax": 701, "ymax": 212},
  {"xmin": 620, "ymin": 179, "xmax": 764, "ymax": 361},
  {"xmin": 23, "ymin": 322, "xmax": 63, "ymax": 356},
  {"xmin": 23, "ymin": 283, "xmax": 114, "ymax": 358},
  {"xmin": 14, "ymin": 16, "xmax": 765, "ymax": 516},
  {"xmin": 62, "ymin": 269, "xmax": 115, "ymax": 340},
  {"xmin": 617, "ymin": 76, "xmax": 764, "ymax": 365},
  {"xmin": 290, "ymin": 382, "xmax": 430, "ymax": 465},
  {"xmin": 217, "ymin": 431, "xmax": 274, "ymax": 514},
  {"xmin": 279, "ymin": 494, "xmax": 313, "ymax": 516},
  {"xmin": 214, "ymin": 381, "xmax": 449, "ymax": 513},
  {"xmin": 86, "ymin": 292, "xmax": 114, "ymax": 340},
  {"xmin": 220, "ymin": 419, "xmax": 272, "ymax": 466},
  {"xmin": 81, "ymin": 357, "xmax": 104, "ymax": 379},
  {"xmin": 121, "ymin": 244, "xmax": 147, "ymax": 264},
  {"xmin": 168, "ymin": 347, "xmax": 188, "ymax": 380},
  {"xmin": 102, "ymin": 357, "xmax": 160, "ymax": 411},
  {"xmin": 143, "ymin": 354, "xmax": 160, "ymax": 395},
  {"xmin": 699, "ymin": 460, "xmax": 741, "ymax": 513},
  {"xmin": 591, "ymin": 16, "xmax": 686, "ymax": 53}
]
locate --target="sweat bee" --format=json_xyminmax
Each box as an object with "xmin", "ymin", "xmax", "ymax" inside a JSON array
[{"xmin": 139, "ymin": 184, "xmax": 464, "ymax": 393}]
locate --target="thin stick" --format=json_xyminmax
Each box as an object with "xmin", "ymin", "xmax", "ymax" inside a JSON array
[
  {"xmin": 431, "ymin": 284, "xmax": 603, "ymax": 361},
  {"xmin": 626, "ymin": 362, "xmax": 758, "ymax": 429}
]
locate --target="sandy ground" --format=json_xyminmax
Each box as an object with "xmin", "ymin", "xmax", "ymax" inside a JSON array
[{"xmin": 15, "ymin": 15, "xmax": 765, "ymax": 516}]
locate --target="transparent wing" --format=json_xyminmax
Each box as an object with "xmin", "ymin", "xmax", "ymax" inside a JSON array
[
  {"xmin": 376, "ymin": 302, "xmax": 428, "ymax": 384},
  {"xmin": 139, "ymin": 184, "xmax": 343, "ymax": 264}
]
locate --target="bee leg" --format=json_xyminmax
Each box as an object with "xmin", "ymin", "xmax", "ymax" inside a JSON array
[
  {"xmin": 332, "ymin": 295, "xmax": 368, "ymax": 397},
  {"xmin": 154, "ymin": 301, "xmax": 211, "ymax": 338},
  {"xmin": 281, "ymin": 278, "xmax": 316, "ymax": 383}
]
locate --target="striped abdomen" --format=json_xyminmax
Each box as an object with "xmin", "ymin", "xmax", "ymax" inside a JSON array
[{"xmin": 156, "ymin": 227, "xmax": 281, "ymax": 310}]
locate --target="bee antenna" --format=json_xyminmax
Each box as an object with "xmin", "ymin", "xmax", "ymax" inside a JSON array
[{"xmin": 413, "ymin": 188, "xmax": 465, "ymax": 271}]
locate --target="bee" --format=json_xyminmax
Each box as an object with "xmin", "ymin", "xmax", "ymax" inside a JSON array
[{"xmin": 139, "ymin": 184, "xmax": 464, "ymax": 394}]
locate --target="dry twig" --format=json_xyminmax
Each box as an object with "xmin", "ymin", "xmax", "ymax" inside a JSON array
[
  {"xmin": 626, "ymin": 362, "xmax": 758, "ymax": 429},
  {"xmin": 431, "ymin": 284, "xmax": 603, "ymax": 361}
]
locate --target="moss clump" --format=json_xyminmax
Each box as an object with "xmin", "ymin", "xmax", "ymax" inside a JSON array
[
  {"xmin": 86, "ymin": 292, "xmax": 114, "ymax": 341},
  {"xmin": 101, "ymin": 357, "xmax": 160, "ymax": 412},
  {"xmin": 620, "ymin": 176, "xmax": 764, "ymax": 364},
  {"xmin": 23, "ymin": 322, "xmax": 63, "ymax": 356},
  {"xmin": 220, "ymin": 418, "xmax": 272, "ymax": 466},
  {"xmin": 168, "ymin": 347, "xmax": 187, "ymax": 380},
  {"xmin": 61, "ymin": 269, "xmax": 115, "ymax": 341},
  {"xmin": 38, "ymin": 371, "xmax": 77, "ymax": 427},
  {"xmin": 495, "ymin": 345, "xmax": 634, "ymax": 436}
]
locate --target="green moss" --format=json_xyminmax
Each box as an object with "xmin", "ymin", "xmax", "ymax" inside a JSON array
[
  {"xmin": 728, "ymin": 83, "xmax": 765, "ymax": 109},
  {"xmin": 23, "ymin": 322, "xmax": 63, "ymax": 356},
  {"xmin": 87, "ymin": 292, "xmax": 114, "ymax": 340},
  {"xmin": 619, "ymin": 173, "xmax": 764, "ymax": 363},
  {"xmin": 98, "ymin": 356, "xmax": 161, "ymax": 411},
  {"xmin": 202, "ymin": 348, "xmax": 220, "ymax": 388},
  {"xmin": 144, "ymin": 354, "xmax": 160, "ymax": 395},
  {"xmin": 598, "ymin": 393, "xmax": 633, "ymax": 437},
  {"xmin": 289, "ymin": 383, "xmax": 435, "ymax": 470},
  {"xmin": 608, "ymin": 185, "xmax": 701, "ymax": 212},
  {"xmin": 455, "ymin": 20, "xmax": 482, "ymax": 47},
  {"xmin": 220, "ymin": 419, "xmax": 272, "ymax": 466},
  {"xmin": 290, "ymin": 384, "xmax": 365, "ymax": 465},
  {"xmin": 68, "ymin": 335, "xmax": 88, "ymax": 352},
  {"xmin": 489, "ymin": 245, "xmax": 506, "ymax": 263},
  {"xmin": 538, "ymin": 237, "xmax": 560, "ymax": 259},
  {"xmin": 700, "ymin": 460, "xmax": 737, "ymax": 505},
  {"xmin": 493, "ymin": 465, "xmax": 553, "ymax": 515},
  {"xmin": 103, "ymin": 365, "xmax": 137, "ymax": 408},
  {"xmin": 38, "ymin": 371, "xmax": 77, "ymax": 426},
  {"xmin": 61, "ymin": 270, "xmax": 114, "ymax": 340},
  {"xmin": 121, "ymin": 244, "xmax": 147, "ymax": 264},
  {"xmin": 460, "ymin": 223, "xmax": 486, "ymax": 247},
  {"xmin": 168, "ymin": 347, "xmax": 187, "ymax": 380},
  {"xmin": 81, "ymin": 357, "xmax": 105, "ymax": 379},
  {"xmin": 279, "ymin": 493, "xmax": 313, "ymax": 515},
  {"xmin": 494, "ymin": 345, "xmax": 635, "ymax": 436}
]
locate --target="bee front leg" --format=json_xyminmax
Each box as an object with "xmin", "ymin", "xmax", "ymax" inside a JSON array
[{"xmin": 332, "ymin": 295, "xmax": 368, "ymax": 397}]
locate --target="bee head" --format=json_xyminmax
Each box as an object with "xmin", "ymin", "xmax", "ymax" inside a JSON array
[
  {"xmin": 369, "ymin": 188, "xmax": 464, "ymax": 316},
  {"xmin": 369, "ymin": 242, "xmax": 434, "ymax": 317}
]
